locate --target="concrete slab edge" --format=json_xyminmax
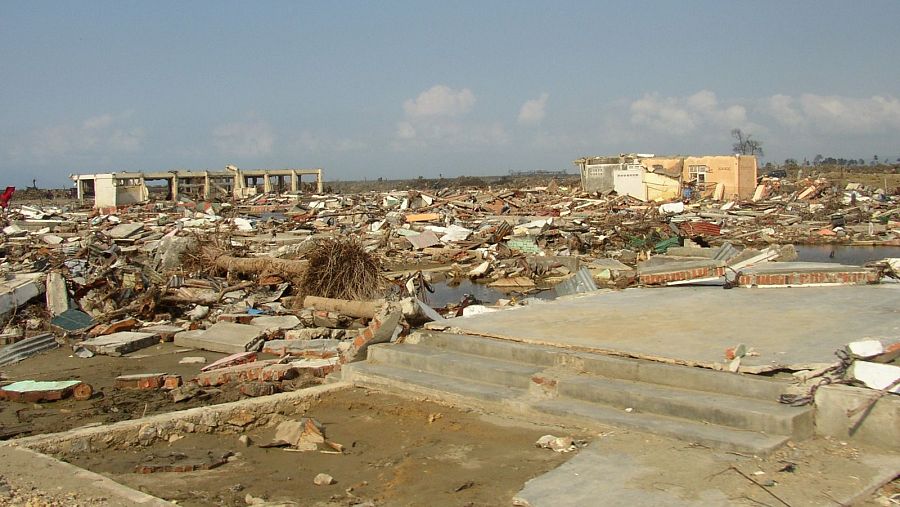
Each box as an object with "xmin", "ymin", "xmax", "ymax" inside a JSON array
[
  {"xmin": 0, "ymin": 446, "xmax": 174, "ymax": 506},
  {"xmin": 3, "ymin": 382, "xmax": 350, "ymax": 451}
]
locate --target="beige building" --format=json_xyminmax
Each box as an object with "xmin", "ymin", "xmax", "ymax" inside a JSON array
[{"xmin": 576, "ymin": 153, "xmax": 757, "ymax": 201}]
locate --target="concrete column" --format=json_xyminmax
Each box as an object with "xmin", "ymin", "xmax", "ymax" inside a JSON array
[
  {"xmin": 75, "ymin": 178, "xmax": 84, "ymax": 203},
  {"xmin": 316, "ymin": 169, "xmax": 323, "ymax": 193},
  {"xmin": 290, "ymin": 171, "xmax": 298, "ymax": 192},
  {"xmin": 203, "ymin": 171, "xmax": 210, "ymax": 199},
  {"xmin": 263, "ymin": 174, "xmax": 272, "ymax": 193},
  {"xmin": 170, "ymin": 176, "xmax": 179, "ymax": 201}
]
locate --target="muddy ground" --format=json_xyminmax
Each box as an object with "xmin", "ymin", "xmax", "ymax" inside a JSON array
[
  {"xmin": 60, "ymin": 388, "xmax": 574, "ymax": 506},
  {"xmin": 48, "ymin": 384, "xmax": 900, "ymax": 507},
  {"xmin": 0, "ymin": 343, "xmax": 299, "ymax": 438}
]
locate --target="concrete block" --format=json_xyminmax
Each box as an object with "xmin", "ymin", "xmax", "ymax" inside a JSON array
[
  {"xmin": 174, "ymin": 322, "xmax": 264, "ymax": 354},
  {"xmin": 250, "ymin": 315, "xmax": 301, "ymax": 332},
  {"xmin": 815, "ymin": 384, "xmax": 900, "ymax": 451},
  {"xmin": 80, "ymin": 331, "xmax": 159, "ymax": 356},
  {"xmin": 106, "ymin": 222, "xmax": 144, "ymax": 239}
]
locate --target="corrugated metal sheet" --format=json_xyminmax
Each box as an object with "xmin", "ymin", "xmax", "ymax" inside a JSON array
[
  {"xmin": 0, "ymin": 333, "xmax": 59, "ymax": 367},
  {"xmin": 554, "ymin": 267, "xmax": 598, "ymax": 297}
]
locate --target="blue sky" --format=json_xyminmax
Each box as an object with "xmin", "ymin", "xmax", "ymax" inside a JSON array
[{"xmin": 2, "ymin": 1, "xmax": 899, "ymax": 188}]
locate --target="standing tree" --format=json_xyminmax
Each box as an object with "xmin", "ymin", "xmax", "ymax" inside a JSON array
[{"xmin": 731, "ymin": 128, "xmax": 764, "ymax": 157}]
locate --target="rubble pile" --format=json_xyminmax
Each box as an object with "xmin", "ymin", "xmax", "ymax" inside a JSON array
[{"xmin": 0, "ymin": 174, "xmax": 897, "ymax": 403}]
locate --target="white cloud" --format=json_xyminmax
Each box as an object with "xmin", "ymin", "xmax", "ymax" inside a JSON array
[
  {"xmin": 518, "ymin": 93, "xmax": 549, "ymax": 126},
  {"xmin": 403, "ymin": 85, "xmax": 475, "ymax": 118},
  {"xmin": 25, "ymin": 112, "xmax": 145, "ymax": 160},
  {"xmin": 630, "ymin": 90, "xmax": 749, "ymax": 134},
  {"xmin": 212, "ymin": 118, "xmax": 274, "ymax": 157},
  {"xmin": 761, "ymin": 94, "xmax": 900, "ymax": 134},
  {"xmin": 393, "ymin": 84, "xmax": 508, "ymax": 150}
]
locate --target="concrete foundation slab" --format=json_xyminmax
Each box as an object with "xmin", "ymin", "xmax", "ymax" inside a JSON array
[
  {"xmin": 80, "ymin": 331, "xmax": 160, "ymax": 356},
  {"xmin": 174, "ymin": 322, "xmax": 264, "ymax": 354},
  {"xmin": 428, "ymin": 285, "xmax": 900, "ymax": 373}
]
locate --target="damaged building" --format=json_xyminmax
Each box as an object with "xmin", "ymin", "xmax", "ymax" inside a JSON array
[
  {"xmin": 575, "ymin": 153, "xmax": 758, "ymax": 201},
  {"xmin": 70, "ymin": 166, "xmax": 324, "ymax": 208}
]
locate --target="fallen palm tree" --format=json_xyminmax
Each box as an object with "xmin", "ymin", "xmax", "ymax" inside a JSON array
[
  {"xmin": 202, "ymin": 247, "xmax": 309, "ymax": 278},
  {"xmin": 299, "ymin": 237, "xmax": 384, "ymax": 300}
]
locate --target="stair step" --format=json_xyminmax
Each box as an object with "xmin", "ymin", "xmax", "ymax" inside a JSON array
[
  {"xmin": 553, "ymin": 372, "xmax": 812, "ymax": 436},
  {"xmin": 419, "ymin": 331, "xmax": 789, "ymax": 401},
  {"xmin": 532, "ymin": 398, "xmax": 790, "ymax": 455},
  {"xmin": 343, "ymin": 361, "xmax": 526, "ymax": 405},
  {"xmin": 367, "ymin": 343, "xmax": 543, "ymax": 388}
]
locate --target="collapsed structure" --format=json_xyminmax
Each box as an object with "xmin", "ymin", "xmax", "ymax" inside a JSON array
[
  {"xmin": 575, "ymin": 153, "xmax": 758, "ymax": 201},
  {"xmin": 70, "ymin": 166, "xmax": 324, "ymax": 208},
  {"xmin": 0, "ymin": 167, "xmax": 898, "ymax": 505}
]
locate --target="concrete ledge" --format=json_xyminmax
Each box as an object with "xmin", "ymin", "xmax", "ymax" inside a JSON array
[
  {"xmin": 814, "ymin": 384, "xmax": 900, "ymax": 451},
  {"xmin": 4, "ymin": 382, "xmax": 350, "ymax": 454},
  {"xmin": 0, "ymin": 446, "xmax": 173, "ymax": 506}
]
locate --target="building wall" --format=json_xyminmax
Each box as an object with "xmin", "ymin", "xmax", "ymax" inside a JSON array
[
  {"xmin": 614, "ymin": 165, "xmax": 646, "ymax": 200},
  {"xmin": 644, "ymin": 172, "xmax": 681, "ymax": 201},
  {"xmin": 579, "ymin": 163, "xmax": 616, "ymax": 192},
  {"xmin": 683, "ymin": 155, "xmax": 757, "ymax": 199},
  {"xmin": 93, "ymin": 176, "xmax": 119, "ymax": 208}
]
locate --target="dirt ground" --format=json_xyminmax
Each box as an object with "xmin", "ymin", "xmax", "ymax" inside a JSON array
[
  {"xmin": 59, "ymin": 388, "xmax": 574, "ymax": 507},
  {"xmin": 0, "ymin": 343, "xmax": 281, "ymax": 438}
]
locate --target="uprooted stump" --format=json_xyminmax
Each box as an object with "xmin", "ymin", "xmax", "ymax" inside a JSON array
[{"xmin": 299, "ymin": 238, "xmax": 384, "ymax": 301}]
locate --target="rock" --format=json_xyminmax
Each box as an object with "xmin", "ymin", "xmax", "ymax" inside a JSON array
[
  {"xmin": 137, "ymin": 425, "xmax": 158, "ymax": 446},
  {"xmin": 313, "ymin": 473, "xmax": 334, "ymax": 486},
  {"xmin": 535, "ymin": 434, "xmax": 576, "ymax": 453},
  {"xmin": 238, "ymin": 435, "xmax": 251, "ymax": 447},
  {"xmin": 179, "ymin": 356, "xmax": 207, "ymax": 364}
]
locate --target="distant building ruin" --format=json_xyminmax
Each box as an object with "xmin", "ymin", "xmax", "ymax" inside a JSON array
[
  {"xmin": 574, "ymin": 154, "xmax": 757, "ymax": 201},
  {"xmin": 69, "ymin": 166, "xmax": 324, "ymax": 208}
]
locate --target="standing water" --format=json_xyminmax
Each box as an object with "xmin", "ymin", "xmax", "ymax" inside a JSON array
[{"xmin": 794, "ymin": 245, "xmax": 900, "ymax": 265}]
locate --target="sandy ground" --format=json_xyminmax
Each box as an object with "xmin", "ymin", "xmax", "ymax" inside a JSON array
[{"xmin": 59, "ymin": 389, "xmax": 573, "ymax": 506}]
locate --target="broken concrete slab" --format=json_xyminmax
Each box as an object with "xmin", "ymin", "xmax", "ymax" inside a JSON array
[
  {"xmin": 262, "ymin": 339, "xmax": 340, "ymax": 357},
  {"xmin": 174, "ymin": 322, "xmax": 264, "ymax": 354},
  {"xmin": 106, "ymin": 222, "xmax": 144, "ymax": 239},
  {"xmin": 45, "ymin": 271, "xmax": 70, "ymax": 316},
  {"xmin": 0, "ymin": 273, "xmax": 45, "ymax": 320},
  {"xmin": 200, "ymin": 351, "xmax": 258, "ymax": 372},
  {"xmin": 79, "ymin": 331, "xmax": 160, "ymax": 356},
  {"xmin": 737, "ymin": 262, "xmax": 878, "ymax": 287},
  {"xmin": 249, "ymin": 315, "xmax": 301, "ymax": 333},
  {"xmin": 847, "ymin": 361, "xmax": 900, "ymax": 394},
  {"xmin": 0, "ymin": 380, "xmax": 84, "ymax": 402}
]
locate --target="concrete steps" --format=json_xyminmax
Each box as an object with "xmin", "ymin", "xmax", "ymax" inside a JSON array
[{"xmin": 342, "ymin": 331, "xmax": 812, "ymax": 455}]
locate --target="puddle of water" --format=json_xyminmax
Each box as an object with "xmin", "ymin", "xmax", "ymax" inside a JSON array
[
  {"xmin": 794, "ymin": 245, "xmax": 900, "ymax": 265},
  {"xmin": 422, "ymin": 279, "xmax": 555, "ymax": 308}
]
